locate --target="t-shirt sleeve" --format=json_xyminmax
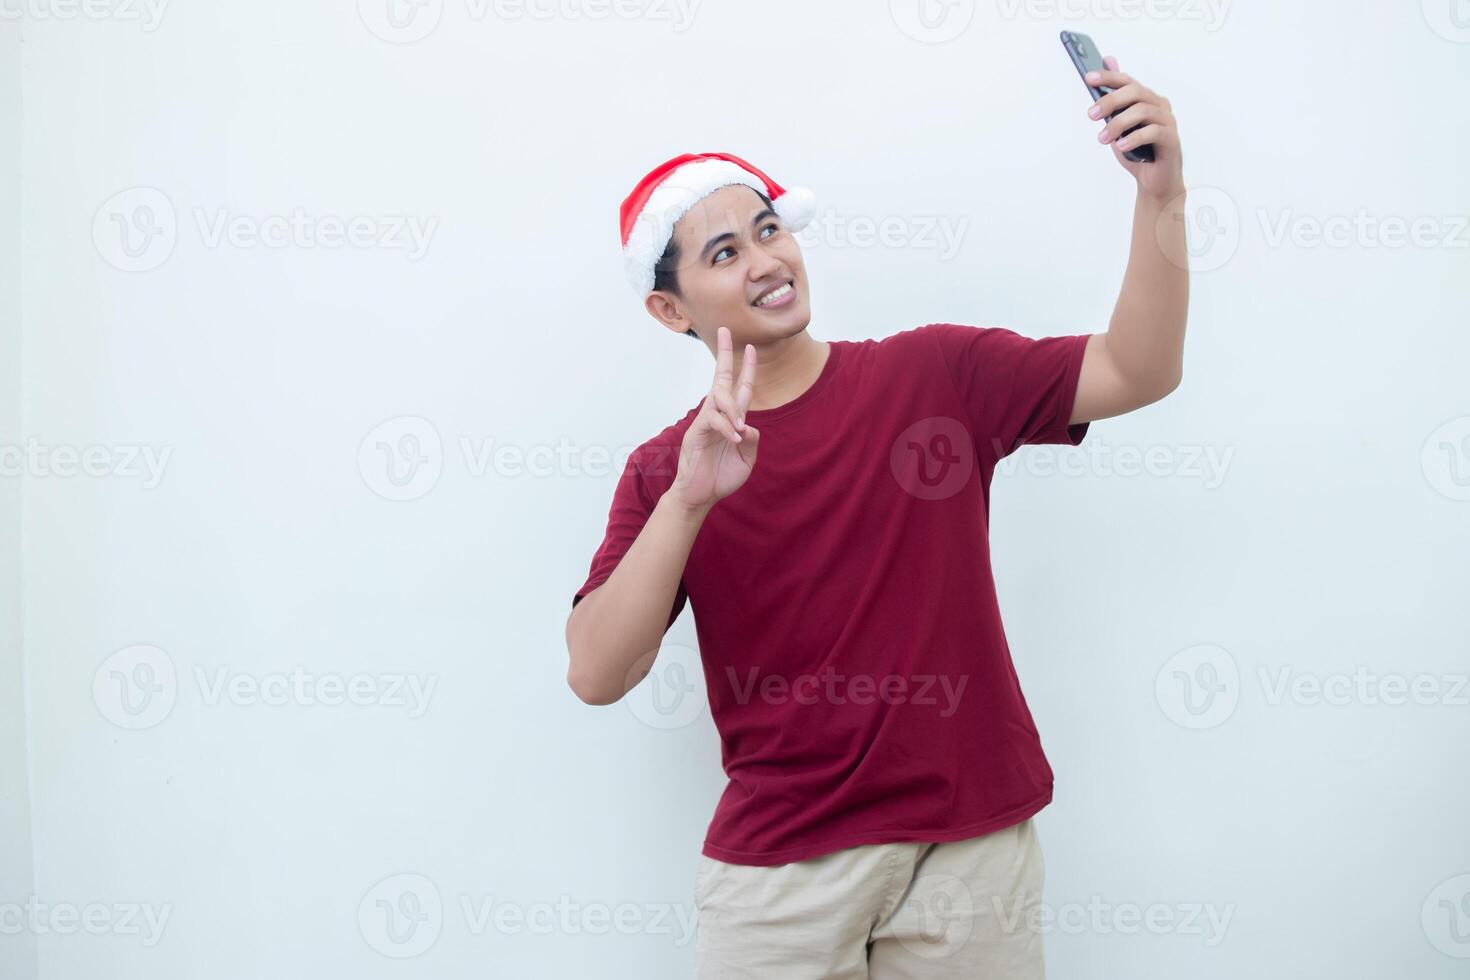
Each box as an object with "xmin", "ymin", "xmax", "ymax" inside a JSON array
[
  {"xmin": 571, "ymin": 446, "xmax": 688, "ymax": 633},
  {"xmin": 924, "ymin": 323, "xmax": 1092, "ymax": 461}
]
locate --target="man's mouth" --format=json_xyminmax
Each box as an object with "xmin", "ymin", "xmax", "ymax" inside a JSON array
[{"xmin": 753, "ymin": 280, "xmax": 796, "ymax": 309}]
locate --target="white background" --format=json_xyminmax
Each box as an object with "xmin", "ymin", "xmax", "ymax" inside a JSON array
[{"xmin": 2, "ymin": 1, "xmax": 1468, "ymax": 977}]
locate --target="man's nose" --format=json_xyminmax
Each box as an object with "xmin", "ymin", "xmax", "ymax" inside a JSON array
[{"xmin": 748, "ymin": 247, "xmax": 783, "ymax": 280}]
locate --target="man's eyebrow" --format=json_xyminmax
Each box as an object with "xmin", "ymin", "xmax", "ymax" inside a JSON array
[{"xmin": 699, "ymin": 208, "xmax": 780, "ymax": 260}]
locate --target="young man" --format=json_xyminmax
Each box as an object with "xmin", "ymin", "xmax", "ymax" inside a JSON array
[{"xmin": 567, "ymin": 58, "xmax": 1186, "ymax": 979}]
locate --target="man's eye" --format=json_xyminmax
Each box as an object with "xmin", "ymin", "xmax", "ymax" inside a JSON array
[{"xmin": 714, "ymin": 225, "xmax": 779, "ymax": 263}]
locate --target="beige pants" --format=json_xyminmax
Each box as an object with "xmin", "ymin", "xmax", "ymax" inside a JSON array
[{"xmin": 693, "ymin": 818, "xmax": 1046, "ymax": 979}]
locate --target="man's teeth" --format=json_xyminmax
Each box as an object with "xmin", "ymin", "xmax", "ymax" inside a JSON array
[{"xmin": 755, "ymin": 283, "xmax": 793, "ymax": 307}]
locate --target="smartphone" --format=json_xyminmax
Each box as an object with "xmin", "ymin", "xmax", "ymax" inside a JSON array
[{"xmin": 1060, "ymin": 31, "xmax": 1154, "ymax": 164}]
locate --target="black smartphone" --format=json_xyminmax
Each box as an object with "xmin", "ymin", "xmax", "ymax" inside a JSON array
[{"xmin": 1060, "ymin": 30, "xmax": 1154, "ymax": 164}]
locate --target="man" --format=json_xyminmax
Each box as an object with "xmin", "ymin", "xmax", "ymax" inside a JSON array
[{"xmin": 566, "ymin": 56, "xmax": 1186, "ymax": 979}]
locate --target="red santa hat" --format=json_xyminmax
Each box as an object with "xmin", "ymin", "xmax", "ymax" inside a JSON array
[{"xmin": 619, "ymin": 151, "xmax": 816, "ymax": 295}]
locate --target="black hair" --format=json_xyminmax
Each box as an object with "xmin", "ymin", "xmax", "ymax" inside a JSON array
[{"xmin": 653, "ymin": 188, "xmax": 775, "ymax": 340}]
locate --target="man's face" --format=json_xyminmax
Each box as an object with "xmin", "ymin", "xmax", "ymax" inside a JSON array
[{"xmin": 646, "ymin": 184, "xmax": 811, "ymax": 344}]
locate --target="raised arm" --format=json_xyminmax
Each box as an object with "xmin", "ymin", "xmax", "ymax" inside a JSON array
[{"xmin": 1070, "ymin": 55, "xmax": 1189, "ymax": 426}]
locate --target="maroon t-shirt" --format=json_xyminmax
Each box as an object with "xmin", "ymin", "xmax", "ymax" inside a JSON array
[{"xmin": 573, "ymin": 323, "xmax": 1091, "ymax": 866}]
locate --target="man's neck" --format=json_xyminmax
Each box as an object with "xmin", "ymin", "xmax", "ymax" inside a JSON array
[{"xmin": 742, "ymin": 333, "xmax": 831, "ymax": 413}]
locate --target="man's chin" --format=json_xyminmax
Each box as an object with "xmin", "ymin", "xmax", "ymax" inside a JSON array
[{"xmin": 737, "ymin": 303, "xmax": 811, "ymax": 336}]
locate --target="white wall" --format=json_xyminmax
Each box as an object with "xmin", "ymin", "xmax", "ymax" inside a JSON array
[
  {"xmin": 7, "ymin": 2, "xmax": 1469, "ymax": 978},
  {"xmin": 1, "ymin": 13, "xmax": 37, "ymax": 980}
]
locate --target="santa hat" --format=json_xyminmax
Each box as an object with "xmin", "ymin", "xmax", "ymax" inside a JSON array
[{"xmin": 619, "ymin": 151, "xmax": 816, "ymax": 296}]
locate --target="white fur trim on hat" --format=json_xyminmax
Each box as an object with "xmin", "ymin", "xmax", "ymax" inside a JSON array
[{"xmin": 623, "ymin": 159, "xmax": 815, "ymax": 295}]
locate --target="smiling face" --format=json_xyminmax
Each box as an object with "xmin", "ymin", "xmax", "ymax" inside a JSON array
[{"xmin": 644, "ymin": 184, "xmax": 812, "ymax": 345}]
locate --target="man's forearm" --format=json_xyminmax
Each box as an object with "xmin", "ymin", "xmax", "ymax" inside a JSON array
[
  {"xmin": 565, "ymin": 490, "xmax": 709, "ymax": 705},
  {"xmin": 1104, "ymin": 187, "xmax": 1189, "ymax": 394}
]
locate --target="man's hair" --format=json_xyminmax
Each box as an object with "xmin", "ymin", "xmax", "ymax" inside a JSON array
[{"xmin": 653, "ymin": 188, "xmax": 775, "ymax": 341}]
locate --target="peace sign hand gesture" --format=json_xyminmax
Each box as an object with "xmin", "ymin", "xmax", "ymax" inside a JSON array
[{"xmin": 668, "ymin": 327, "xmax": 760, "ymax": 515}]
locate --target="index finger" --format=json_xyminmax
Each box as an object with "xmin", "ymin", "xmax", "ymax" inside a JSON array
[
  {"xmin": 713, "ymin": 326, "xmax": 734, "ymax": 391},
  {"xmin": 1084, "ymin": 67, "xmax": 1133, "ymax": 91}
]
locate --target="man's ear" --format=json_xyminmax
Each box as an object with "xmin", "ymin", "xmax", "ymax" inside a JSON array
[{"xmin": 644, "ymin": 290, "xmax": 695, "ymax": 338}]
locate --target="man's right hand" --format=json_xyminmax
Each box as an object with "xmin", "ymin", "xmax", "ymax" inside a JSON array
[{"xmin": 668, "ymin": 326, "xmax": 760, "ymax": 515}]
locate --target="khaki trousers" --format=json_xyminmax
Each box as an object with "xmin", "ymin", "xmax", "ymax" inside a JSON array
[{"xmin": 693, "ymin": 817, "xmax": 1046, "ymax": 979}]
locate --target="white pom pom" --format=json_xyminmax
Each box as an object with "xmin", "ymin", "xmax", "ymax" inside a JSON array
[{"xmin": 773, "ymin": 186, "xmax": 816, "ymax": 232}]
